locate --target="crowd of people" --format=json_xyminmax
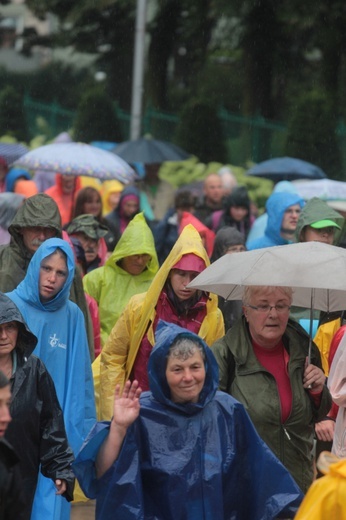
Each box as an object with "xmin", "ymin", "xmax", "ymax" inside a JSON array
[{"xmin": 0, "ymin": 155, "xmax": 346, "ymax": 519}]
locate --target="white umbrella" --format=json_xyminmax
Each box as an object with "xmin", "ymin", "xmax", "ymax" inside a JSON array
[
  {"xmin": 189, "ymin": 241, "xmax": 346, "ymax": 311},
  {"xmin": 13, "ymin": 142, "xmax": 137, "ymax": 183},
  {"xmin": 292, "ymin": 179, "xmax": 346, "ymax": 200},
  {"xmin": 189, "ymin": 241, "xmax": 346, "ymax": 362}
]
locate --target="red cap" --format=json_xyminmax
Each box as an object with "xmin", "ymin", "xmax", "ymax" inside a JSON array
[{"xmin": 171, "ymin": 253, "xmax": 206, "ymax": 273}]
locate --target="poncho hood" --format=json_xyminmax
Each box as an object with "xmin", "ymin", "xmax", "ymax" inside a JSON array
[
  {"xmin": 265, "ymin": 192, "xmax": 304, "ymax": 244},
  {"xmin": 0, "ymin": 292, "xmax": 37, "ymax": 357},
  {"xmin": 8, "ymin": 193, "xmax": 62, "ymax": 254},
  {"xmin": 105, "ymin": 212, "xmax": 159, "ymax": 275},
  {"xmin": 148, "ymin": 320, "xmax": 219, "ymax": 415},
  {"xmin": 13, "ymin": 237, "xmax": 75, "ymax": 312},
  {"xmin": 295, "ymin": 196, "xmax": 345, "ymax": 244}
]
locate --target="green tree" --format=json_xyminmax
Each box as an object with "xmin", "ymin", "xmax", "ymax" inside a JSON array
[
  {"xmin": 0, "ymin": 86, "xmax": 28, "ymax": 141},
  {"xmin": 73, "ymin": 88, "xmax": 122, "ymax": 143},
  {"xmin": 285, "ymin": 90, "xmax": 341, "ymax": 179},
  {"xmin": 174, "ymin": 99, "xmax": 226, "ymax": 163}
]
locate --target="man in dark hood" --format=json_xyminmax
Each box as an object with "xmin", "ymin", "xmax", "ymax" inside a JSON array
[{"xmin": 0, "ymin": 193, "xmax": 95, "ymax": 360}]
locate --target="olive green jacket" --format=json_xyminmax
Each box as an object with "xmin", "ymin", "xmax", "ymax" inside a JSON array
[
  {"xmin": 0, "ymin": 193, "xmax": 95, "ymax": 360},
  {"xmin": 211, "ymin": 316, "xmax": 332, "ymax": 493}
]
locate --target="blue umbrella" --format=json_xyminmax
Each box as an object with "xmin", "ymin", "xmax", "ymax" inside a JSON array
[
  {"xmin": 112, "ymin": 137, "xmax": 191, "ymax": 164},
  {"xmin": 246, "ymin": 156, "xmax": 327, "ymax": 182}
]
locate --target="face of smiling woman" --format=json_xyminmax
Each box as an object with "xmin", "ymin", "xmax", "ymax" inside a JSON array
[
  {"xmin": 165, "ymin": 349, "xmax": 206, "ymax": 403},
  {"xmin": 243, "ymin": 287, "xmax": 291, "ymax": 349}
]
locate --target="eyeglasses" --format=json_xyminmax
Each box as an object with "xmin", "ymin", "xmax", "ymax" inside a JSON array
[{"xmin": 245, "ymin": 304, "xmax": 291, "ymax": 314}]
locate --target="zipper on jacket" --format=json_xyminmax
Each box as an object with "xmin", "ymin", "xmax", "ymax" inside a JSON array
[{"xmin": 283, "ymin": 426, "xmax": 291, "ymax": 441}]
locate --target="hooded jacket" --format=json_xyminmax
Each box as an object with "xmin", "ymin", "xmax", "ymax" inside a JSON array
[
  {"xmin": 0, "ymin": 193, "xmax": 95, "ymax": 360},
  {"xmin": 211, "ymin": 316, "xmax": 332, "ymax": 493},
  {"xmin": 45, "ymin": 173, "xmax": 82, "ymax": 226},
  {"xmin": 0, "ymin": 438, "xmax": 26, "ymax": 520},
  {"xmin": 7, "ymin": 239, "xmax": 96, "ymax": 520},
  {"xmin": 294, "ymin": 457, "xmax": 346, "ymax": 520},
  {"xmin": 1, "ymin": 293, "xmax": 74, "ymax": 520},
  {"xmin": 83, "ymin": 213, "xmax": 159, "ymax": 346},
  {"xmin": 74, "ymin": 321, "xmax": 303, "ymax": 520},
  {"xmin": 97, "ymin": 224, "xmax": 225, "ymax": 420},
  {"xmin": 247, "ymin": 192, "xmax": 304, "ymax": 250},
  {"xmin": 295, "ymin": 196, "xmax": 345, "ymax": 244}
]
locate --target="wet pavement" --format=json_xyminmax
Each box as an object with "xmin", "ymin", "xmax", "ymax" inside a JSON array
[{"xmin": 71, "ymin": 500, "xmax": 96, "ymax": 520}]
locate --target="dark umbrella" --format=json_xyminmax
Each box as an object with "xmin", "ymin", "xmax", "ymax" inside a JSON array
[
  {"xmin": 112, "ymin": 137, "xmax": 191, "ymax": 164},
  {"xmin": 246, "ymin": 156, "xmax": 327, "ymax": 182},
  {"xmin": 0, "ymin": 143, "xmax": 29, "ymax": 165}
]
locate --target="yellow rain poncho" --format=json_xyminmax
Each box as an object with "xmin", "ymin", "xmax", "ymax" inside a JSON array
[
  {"xmin": 83, "ymin": 212, "xmax": 159, "ymax": 347},
  {"xmin": 97, "ymin": 224, "xmax": 225, "ymax": 420},
  {"xmin": 295, "ymin": 453, "xmax": 346, "ymax": 519},
  {"xmin": 101, "ymin": 179, "xmax": 124, "ymax": 215}
]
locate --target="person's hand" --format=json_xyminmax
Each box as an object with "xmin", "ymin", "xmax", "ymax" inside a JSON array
[
  {"xmin": 55, "ymin": 479, "xmax": 67, "ymax": 495},
  {"xmin": 112, "ymin": 380, "xmax": 142, "ymax": 432},
  {"xmin": 303, "ymin": 357, "xmax": 326, "ymax": 393},
  {"xmin": 315, "ymin": 420, "xmax": 335, "ymax": 442}
]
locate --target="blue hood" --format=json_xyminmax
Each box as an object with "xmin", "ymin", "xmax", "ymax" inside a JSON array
[
  {"xmin": 148, "ymin": 320, "xmax": 219, "ymax": 415},
  {"xmin": 265, "ymin": 191, "xmax": 304, "ymax": 244},
  {"xmin": 5, "ymin": 168, "xmax": 31, "ymax": 192},
  {"xmin": 13, "ymin": 237, "xmax": 75, "ymax": 312}
]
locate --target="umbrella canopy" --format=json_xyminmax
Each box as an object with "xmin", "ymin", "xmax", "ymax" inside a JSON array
[
  {"xmin": 292, "ymin": 179, "xmax": 346, "ymax": 200},
  {"xmin": 13, "ymin": 142, "xmax": 136, "ymax": 183},
  {"xmin": 188, "ymin": 241, "xmax": 346, "ymax": 312},
  {"xmin": 246, "ymin": 157, "xmax": 327, "ymax": 182},
  {"xmin": 0, "ymin": 142, "xmax": 29, "ymax": 165},
  {"xmin": 112, "ymin": 137, "xmax": 191, "ymax": 164}
]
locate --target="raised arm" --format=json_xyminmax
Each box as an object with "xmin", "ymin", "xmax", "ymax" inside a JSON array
[{"xmin": 96, "ymin": 380, "xmax": 142, "ymax": 478}]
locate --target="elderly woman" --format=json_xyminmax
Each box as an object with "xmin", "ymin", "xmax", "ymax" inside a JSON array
[
  {"xmin": 97, "ymin": 224, "xmax": 224, "ymax": 420},
  {"xmin": 74, "ymin": 321, "xmax": 303, "ymax": 520},
  {"xmin": 211, "ymin": 285, "xmax": 332, "ymax": 493},
  {"xmin": 0, "ymin": 293, "xmax": 74, "ymax": 520}
]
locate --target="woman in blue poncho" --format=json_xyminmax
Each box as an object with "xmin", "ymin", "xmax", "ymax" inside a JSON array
[
  {"xmin": 74, "ymin": 320, "xmax": 303, "ymax": 520},
  {"xmin": 7, "ymin": 237, "xmax": 96, "ymax": 520}
]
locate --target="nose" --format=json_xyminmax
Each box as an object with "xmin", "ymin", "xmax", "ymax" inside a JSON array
[
  {"xmin": 47, "ymin": 271, "xmax": 57, "ymax": 282},
  {"xmin": 182, "ymin": 369, "xmax": 193, "ymax": 382},
  {"xmin": 0, "ymin": 327, "xmax": 7, "ymax": 339}
]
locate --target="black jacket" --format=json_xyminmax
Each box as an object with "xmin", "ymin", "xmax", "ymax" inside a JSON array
[
  {"xmin": 1, "ymin": 293, "xmax": 74, "ymax": 520},
  {"xmin": 0, "ymin": 438, "xmax": 26, "ymax": 520}
]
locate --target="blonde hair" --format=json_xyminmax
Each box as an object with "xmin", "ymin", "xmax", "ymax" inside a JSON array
[{"xmin": 242, "ymin": 286, "xmax": 293, "ymax": 306}]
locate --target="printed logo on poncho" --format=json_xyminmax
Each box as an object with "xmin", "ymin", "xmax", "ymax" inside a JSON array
[{"xmin": 49, "ymin": 333, "xmax": 67, "ymax": 350}]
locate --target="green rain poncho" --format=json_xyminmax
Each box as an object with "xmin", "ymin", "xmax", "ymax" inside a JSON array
[{"xmin": 83, "ymin": 213, "xmax": 159, "ymax": 347}]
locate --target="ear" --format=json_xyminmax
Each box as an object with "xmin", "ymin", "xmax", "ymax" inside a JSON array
[{"xmin": 242, "ymin": 305, "xmax": 249, "ymax": 321}]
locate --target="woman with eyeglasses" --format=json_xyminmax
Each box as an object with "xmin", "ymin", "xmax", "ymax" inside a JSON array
[{"xmin": 211, "ymin": 285, "xmax": 332, "ymax": 493}]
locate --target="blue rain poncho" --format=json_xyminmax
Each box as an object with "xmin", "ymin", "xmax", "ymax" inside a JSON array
[
  {"xmin": 74, "ymin": 321, "xmax": 303, "ymax": 520},
  {"xmin": 7, "ymin": 237, "xmax": 96, "ymax": 520}
]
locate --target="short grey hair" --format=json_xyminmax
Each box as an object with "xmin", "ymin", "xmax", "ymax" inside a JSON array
[
  {"xmin": 167, "ymin": 336, "xmax": 205, "ymax": 362},
  {"xmin": 242, "ymin": 285, "xmax": 293, "ymax": 305}
]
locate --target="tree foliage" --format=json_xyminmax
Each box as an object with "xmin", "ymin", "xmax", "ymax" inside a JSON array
[
  {"xmin": 73, "ymin": 88, "xmax": 122, "ymax": 143},
  {"xmin": 0, "ymin": 86, "xmax": 28, "ymax": 141},
  {"xmin": 174, "ymin": 99, "xmax": 226, "ymax": 163}
]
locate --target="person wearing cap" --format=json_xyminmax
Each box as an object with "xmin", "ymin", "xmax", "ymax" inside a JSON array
[
  {"xmin": 97, "ymin": 224, "xmax": 224, "ymax": 421},
  {"xmin": 66, "ymin": 214, "xmax": 109, "ymax": 273},
  {"xmin": 247, "ymin": 191, "xmax": 305, "ymax": 250},
  {"xmin": 295, "ymin": 196, "xmax": 344, "ymax": 245},
  {"xmin": 291, "ymin": 197, "xmax": 344, "ymax": 476}
]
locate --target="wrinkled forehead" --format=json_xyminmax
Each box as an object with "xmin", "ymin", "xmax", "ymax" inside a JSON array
[{"xmin": 247, "ymin": 286, "xmax": 292, "ymax": 302}]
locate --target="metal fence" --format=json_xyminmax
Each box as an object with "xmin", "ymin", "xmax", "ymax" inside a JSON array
[{"xmin": 25, "ymin": 95, "xmax": 344, "ymax": 168}]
